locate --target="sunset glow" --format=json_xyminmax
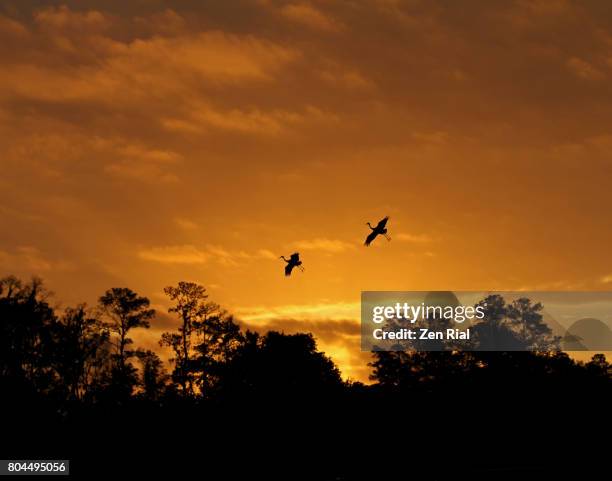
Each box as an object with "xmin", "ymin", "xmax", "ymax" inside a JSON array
[{"xmin": 3, "ymin": 1, "xmax": 612, "ymax": 381}]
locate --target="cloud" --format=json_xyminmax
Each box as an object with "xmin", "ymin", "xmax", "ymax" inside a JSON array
[
  {"xmin": 411, "ymin": 131, "xmax": 449, "ymax": 146},
  {"xmin": 134, "ymin": 9, "xmax": 187, "ymax": 36},
  {"xmin": 138, "ymin": 245, "xmax": 210, "ymax": 264},
  {"xmin": 280, "ymin": 3, "xmax": 343, "ymax": 32},
  {"xmin": 163, "ymin": 104, "xmax": 303, "ymax": 136},
  {"xmin": 0, "ymin": 14, "xmax": 29, "ymax": 38},
  {"xmin": 515, "ymin": 280, "xmax": 584, "ymax": 291},
  {"xmin": 235, "ymin": 301, "xmax": 359, "ymax": 322},
  {"xmin": 95, "ymin": 138, "xmax": 183, "ymax": 183},
  {"xmin": 517, "ymin": 0, "xmax": 572, "ymax": 17},
  {"xmin": 138, "ymin": 245, "xmax": 279, "ymax": 266},
  {"xmin": 395, "ymin": 233, "xmax": 434, "ymax": 243},
  {"xmin": 174, "ymin": 218, "xmax": 199, "ymax": 230},
  {"xmin": 34, "ymin": 5, "xmax": 110, "ymax": 31},
  {"xmin": 205, "ymin": 245, "xmax": 251, "ymax": 266},
  {"xmin": 0, "ymin": 23, "xmax": 298, "ymax": 107},
  {"xmin": 566, "ymin": 57, "xmax": 605, "ymax": 80},
  {"xmin": 162, "ymin": 103, "xmax": 337, "ymax": 136},
  {"xmin": 0, "ymin": 246, "xmax": 73, "ymax": 272},
  {"xmin": 115, "ymin": 145, "xmax": 181, "ymax": 164},
  {"xmin": 104, "ymin": 162, "xmax": 179, "ymax": 183},
  {"xmin": 240, "ymin": 317, "xmax": 359, "ymax": 343},
  {"xmin": 1, "ymin": 133, "xmax": 183, "ymax": 184},
  {"xmin": 256, "ymin": 249, "xmax": 277, "ymax": 260},
  {"xmin": 318, "ymin": 69, "xmax": 373, "ymax": 90},
  {"xmin": 292, "ymin": 238, "xmax": 356, "ymax": 253},
  {"xmin": 601, "ymin": 275, "xmax": 612, "ymax": 284},
  {"xmin": 117, "ymin": 31, "xmax": 297, "ymax": 85}
]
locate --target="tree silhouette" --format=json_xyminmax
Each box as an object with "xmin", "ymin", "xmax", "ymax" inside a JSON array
[
  {"xmin": 369, "ymin": 350, "xmax": 477, "ymax": 392},
  {"xmin": 213, "ymin": 330, "xmax": 343, "ymax": 400},
  {"xmin": 53, "ymin": 304, "xmax": 110, "ymax": 401},
  {"xmin": 470, "ymin": 294, "xmax": 517, "ymax": 350},
  {"xmin": 586, "ymin": 353, "xmax": 611, "ymax": 378},
  {"xmin": 136, "ymin": 349, "xmax": 169, "ymax": 402},
  {"xmin": 371, "ymin": 294, "xmax": 573, "ymax": 392},
  {"xmin": 507, "ymin": 297, "xmax": 560, "ymax": 350},
  {"xmin": 192, "ymin": 309, "xmax": 243, "ymax": 394},
  {"xmin": 161, "ymin": 281, "xmax": 219, "ymax": 396},
  {"xmin": 98, "ymin": 287, "xmax": 154, "ymax": 398},
  {"xmin": 470, "ymin": 294, "xmax": 560, "ymax": 350},
  {"xmin": 0, "ymin": 276, "xmax": 56, "ymax": 394}
]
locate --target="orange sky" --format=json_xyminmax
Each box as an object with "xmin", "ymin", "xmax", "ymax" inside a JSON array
[{"xmin": 2, "ymin": 1, "xmax": 612, "ymax": 381}]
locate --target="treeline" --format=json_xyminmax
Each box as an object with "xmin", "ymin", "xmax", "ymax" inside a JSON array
[
  {"xmin": 1, "ymin": 275, "xmax": 610, "ymax": 407},
  {"xmin": 1, "ymin": 275, "xmax": 611, "ymax": 477},
  {"xmin": 0, "ymin": 276, "xmax": 344, "ymax": 405},
  {"xmin": 377, "ymin": 294, "xmax": 563, "ymax": 352}
]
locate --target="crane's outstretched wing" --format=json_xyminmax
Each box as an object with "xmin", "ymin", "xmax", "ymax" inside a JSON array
[
  {"xmin": 290, "ymin": 252, "xmax": 300, "ymax": 262},
  {"xmin": 285, "ymin": 263, "xmax": 294, "ymax": 276},
  {"xmin": 376, "ymin": 216, "xmax": 389, "ymax": 230},
  {"xmin": 364, "ymin": 231, "xmax": 378, "ymax": 246}
]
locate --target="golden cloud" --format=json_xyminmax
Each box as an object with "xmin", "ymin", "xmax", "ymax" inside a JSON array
[
  {"xmin": 395, "ymin": 233, "xmax": 434, "ymax": 243},
  {"xmin": 138, "ymin": 245, "xmax": 279, "ymax": 266},
  {"xmin": 138, "ymin": 245, "xmax": 210, "ymax": 265},
  {"xmin": 292, "ymin": 238, "xmax": 356, "ymax": 253},
  {"xmin": 235, "ymin": 301, "xmax": 359, "ymax": 323},
  {"xmin": 0, "ymin": 246, "xmax": 73, "ymax": 272}
]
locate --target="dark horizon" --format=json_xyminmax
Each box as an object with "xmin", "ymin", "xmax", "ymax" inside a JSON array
[{"xmin": 2, "ymin": 273, "xmax": 610, "ymax": 478}]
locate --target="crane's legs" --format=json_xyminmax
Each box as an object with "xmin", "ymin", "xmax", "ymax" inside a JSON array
[{"xmin": 384, "ymin": 234, "xmax": 391, "ymax": 241}]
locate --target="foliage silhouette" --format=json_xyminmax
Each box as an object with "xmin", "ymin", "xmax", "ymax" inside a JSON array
[
  {"xmin": 212, "ymin": 330, "xmax": 343, "ymax": 401},
  {"xmin": 54, "ymin": 304, "xmax": 111, "ymax": 401},
  {"xmin": 98, "ymin": 287, "xmax": 155, "ymax": 399},
  {"xmin": 471, "ymin": 294, "xmax": 561, "ymax": 350},
  {"xmin": 160, "ymin": 281, "xmax": 243, "ymax": 396},
  {"xmin": 1, "ymin": 275, "xmax": 610, "ymax": 478},
  {"xmin": 135, "ymin": 349, "xmax": 169, "ymax": 402}
]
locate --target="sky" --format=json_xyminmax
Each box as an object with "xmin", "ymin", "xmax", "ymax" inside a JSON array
[{"xmin": 2, "ymin": 0, "xmax": 612, "ymax": 381}]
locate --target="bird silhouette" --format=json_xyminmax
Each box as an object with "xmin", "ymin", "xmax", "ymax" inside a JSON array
[
  {"xmin": 365, "ymin": 216, "xmax": 391, "ymax": 246},
  {"xmin": 280, "ymin": 252, "xmax": 304, "ymax": 276}
]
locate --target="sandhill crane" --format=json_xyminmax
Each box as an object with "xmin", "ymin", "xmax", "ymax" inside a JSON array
[
  {"xmin": 280, "ymin": 252, "xmax": 304, "ymax": 276},
  {"xmin": 365, "ymin": 216, "xmax": 391, "ymax": 246}
]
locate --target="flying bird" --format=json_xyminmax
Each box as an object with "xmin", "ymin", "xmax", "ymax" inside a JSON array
[
  {"xmin": 280, "ymin": 252, "xmax": 304, "ymax": 276},
  {"xmin": 365, "ymin": 216, "xmax": 391, "ymax": 246}
]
